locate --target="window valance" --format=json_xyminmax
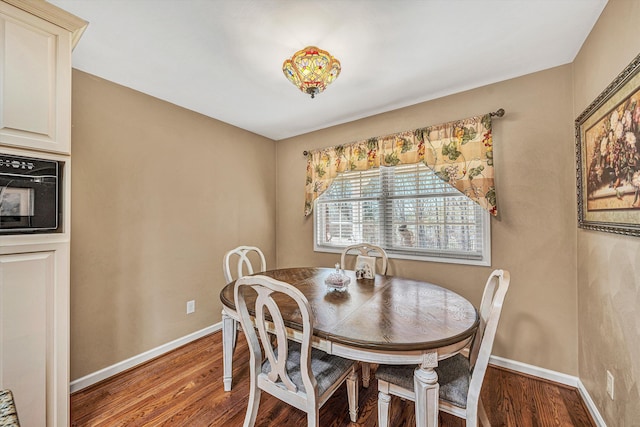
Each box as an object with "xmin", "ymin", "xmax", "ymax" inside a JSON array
[{"xmin": 304, "ymin": 113, "xmax": 499, "ymax": 216}]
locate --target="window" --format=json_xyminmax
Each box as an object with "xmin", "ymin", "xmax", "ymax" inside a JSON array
[{"xmin": 314, "ymin": 163, "xmax": 491, "ymax": 265}]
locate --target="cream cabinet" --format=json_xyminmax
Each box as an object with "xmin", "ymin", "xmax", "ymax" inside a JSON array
[
  {"xmin": 0, "ymin": 247, "xmax": 69, "ymax": 427},
  {"xmin": 0, "ymin": 0, "xmax": 85, "ymax": 155},
  {"xmin": 0, "ymin": 1, "xmax": 85, "ymax": 426}
]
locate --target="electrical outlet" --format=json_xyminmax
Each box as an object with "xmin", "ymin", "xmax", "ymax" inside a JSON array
[
  {"xmin": 186, "ymin": 300, "xmax": 195, "ymax": 314},
  {"xmin": 606, "ymin": 370, "xmax": 614, "ymax": 400}
]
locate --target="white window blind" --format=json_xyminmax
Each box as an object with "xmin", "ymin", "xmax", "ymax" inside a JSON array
[{"xmin": 314, "ymin": 164, "xmax": 490, "ymax": 265}]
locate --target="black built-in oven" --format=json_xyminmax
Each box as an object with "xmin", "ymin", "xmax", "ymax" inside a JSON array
[{"xmin": 0, "ymin": 153, "xmax": 62, "ymax": 234}]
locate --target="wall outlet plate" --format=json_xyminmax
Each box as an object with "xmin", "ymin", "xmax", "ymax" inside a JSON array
[
  {"xmin": 187, "ymin": 300, "xmax": 195, "ymax": 314},
  {"xmin": 606, "ymin": 370, "xmax": 614, "ymax": 400}
]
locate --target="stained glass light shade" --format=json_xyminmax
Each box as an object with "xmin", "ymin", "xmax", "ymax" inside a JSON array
[{"xmin": 283, "ymin": 46, "xmax": 341, "ymax": 98}]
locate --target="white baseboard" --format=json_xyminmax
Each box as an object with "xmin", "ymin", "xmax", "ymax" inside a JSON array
[
  {"xmin": 577, "ymin": 379, "xmax": 607, "ymax": 427},
  {"xmin": 69, "ymin": 323, "xmax": 222, "ymax": 393},
  {"xmin": 489, "ymin": 355, "xmax": 606, "ymax": 427},
  {"xmin": 489, "ymin": 355, "xmax": 578, "ymax": 387}
]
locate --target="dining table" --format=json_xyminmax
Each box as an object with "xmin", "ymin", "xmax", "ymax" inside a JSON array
[{"xmin": 219, "ymin": 267, "xmax": 479, "ymax": 427}]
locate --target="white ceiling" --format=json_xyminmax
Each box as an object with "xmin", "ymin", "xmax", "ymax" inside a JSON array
[{"xmin": 49, "ymin": 0, "xmax": 607, "ymax": 141}]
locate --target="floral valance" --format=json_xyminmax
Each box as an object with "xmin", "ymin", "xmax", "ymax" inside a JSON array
[{"xmin": 304, "ymin": 113, "xmax": 498, "ymax": 216}]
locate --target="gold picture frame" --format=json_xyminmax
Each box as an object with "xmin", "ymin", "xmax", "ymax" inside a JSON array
[{"xmin": 576, "ymin": 52, "xmax": 640, "ymax": 236}]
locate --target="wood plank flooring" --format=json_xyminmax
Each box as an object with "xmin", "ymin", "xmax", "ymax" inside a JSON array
[{"xmin": 71, "ymin": 331, "xmax": 595, "ymax": 426}]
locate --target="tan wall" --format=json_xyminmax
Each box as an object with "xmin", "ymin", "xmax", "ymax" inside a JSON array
[
  {"xmin": 573, "ymin": 0, "xmax": 640, "ymax": 425},
  {"xmin": 276, "ymin": 65, "xmax": 578, "ymax": 374},
  {"xmin": 70, "ymin": 70, "xmax": 276, "ymax": 380}
]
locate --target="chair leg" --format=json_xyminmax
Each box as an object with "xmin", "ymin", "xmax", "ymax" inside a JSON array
[
  {"xmin": 478, "ymin": 397, "xmax": 491, "ymax": 427},
  {"xmin": 242, "ymin": 385, "xmax": 261, "ymax": 427},
  {"xmin": 346, "ymin": 367, "xmax": 359, "ymax": 422},
  {"xmin": 361, "ymin": 362, "xmax": 370, "ymax": 388},
  {"xmin": 378, "ymin": 390, "xmax": 391, "ymax": 427},
  {"xmin": 307, "ymin": 407, "xmax": 320, "ymax": 427}
]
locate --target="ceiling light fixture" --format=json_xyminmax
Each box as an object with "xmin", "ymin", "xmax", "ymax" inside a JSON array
[{"xmin": 283, "ymin": 46, "xmax": 341, "ymax": 99}]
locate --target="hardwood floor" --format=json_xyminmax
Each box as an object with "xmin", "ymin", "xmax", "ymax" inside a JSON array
[{"xmin": 71, "ymin": 331, "xmax": 595, "ymax": 426}]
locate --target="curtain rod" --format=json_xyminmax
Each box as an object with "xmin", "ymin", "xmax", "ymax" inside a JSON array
[{"xmin": 303, "ymin": 108, "xmax": 505, "ymax": 156}]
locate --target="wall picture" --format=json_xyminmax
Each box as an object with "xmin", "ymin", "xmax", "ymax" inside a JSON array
[{"xmin": 576, "ymin": 52, "xmax": 640, "ymax": 236}]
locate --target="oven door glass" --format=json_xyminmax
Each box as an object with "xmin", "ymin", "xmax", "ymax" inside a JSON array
[
  {"xmin": 0, "ymin": 178, "xmax": 57, "ymax": 231},
  {"xmin": 1, "ymin": 186, "xmax": 35, "ymax": 229}
]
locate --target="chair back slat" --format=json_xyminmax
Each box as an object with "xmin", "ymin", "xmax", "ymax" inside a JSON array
[
  {"xmin": 223, "ymin": 246, "xmax": 267, "ymax": 283},
  {"xmin": 234, "ymin": 275, "xmax": 316, "ymax": 395},
  {"xmin": 340, "ymin": 243, "xmax": 388, "ymax": 274},
  {"xmin": 254, "ymin": 287, "xmax": 297, "ymax": 390}
]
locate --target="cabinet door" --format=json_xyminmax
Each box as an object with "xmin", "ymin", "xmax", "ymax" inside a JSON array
[
  {"xmin": 0, "ymin": 250, "xmax": 68, "ymax": 427},
  {"xmin": 0, "ymin": 2, "xmax": 72, "ymax": 154}
]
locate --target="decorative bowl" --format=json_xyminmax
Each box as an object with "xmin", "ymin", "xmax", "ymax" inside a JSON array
[{"xmin": 324, "ymin": 271, "xmax": 351, "ymax": 292}]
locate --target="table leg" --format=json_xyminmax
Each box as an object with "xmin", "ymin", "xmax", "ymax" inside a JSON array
[
  {"xmin": 361, "ymin": 362, "xmax": 370, "ymax": 388},
  {"xmin": 414, "ymin": 352, "xmax": 439, "ymax": 427},
  {"xmin": 222, "ymin": 310, "xmax": 237, "ymax": 391}
]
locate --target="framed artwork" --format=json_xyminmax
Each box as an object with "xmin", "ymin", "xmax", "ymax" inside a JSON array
[{"xmin": 576, "ymin": 52, "xmax": 640, "ymax": 236}]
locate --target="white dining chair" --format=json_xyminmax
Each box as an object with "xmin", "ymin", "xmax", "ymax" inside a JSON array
[
  {"xmin": 376, "ymin": 269, "xmax": 510, "ymax": 427},
  {"xmin": 234, "ymin": 275, "xmax": 359, "ymax": 427},
  {"xmin": 340, "ymin": 243, "xmax": 388, "ymax": 275},
  {"xmin": 221, "ymin": 245, "xmax": 267, "ymax": 391},
  {"xmin": 223, "ymin": 245, "xmax": 267, "ymax": 283}
]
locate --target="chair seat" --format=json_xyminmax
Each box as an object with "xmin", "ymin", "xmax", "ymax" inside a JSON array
[
  {"xmin": 376, "ymin": 353, "xmax": 471, "ymax": 409},
  {"xmin": 264, "ymin": 341, "xmax": 357, "ymax": 396}
]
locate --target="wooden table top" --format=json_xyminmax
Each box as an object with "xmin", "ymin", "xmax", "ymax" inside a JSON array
[{"xmin": 220, "ymin": 267, "xmax": 479, "ymax": 352}]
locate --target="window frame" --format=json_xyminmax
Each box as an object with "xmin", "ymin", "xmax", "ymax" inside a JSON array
[{"xmin": 313, "ymin": 166, "xmax": 492, "ymax": 266}]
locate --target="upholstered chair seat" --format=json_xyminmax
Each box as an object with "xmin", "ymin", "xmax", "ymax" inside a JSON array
[
  {"xmin": 376, "ymin": 353, "xmax": 471, "ymax": 409},
  {"xmin": 264, "ymin": 341, "xmax": 356, "ymax": 397}
]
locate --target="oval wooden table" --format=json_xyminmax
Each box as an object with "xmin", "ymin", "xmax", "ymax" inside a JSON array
[{"xmin": 220, "ymin": 267, "xmax": 479, "ymax": 427}]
